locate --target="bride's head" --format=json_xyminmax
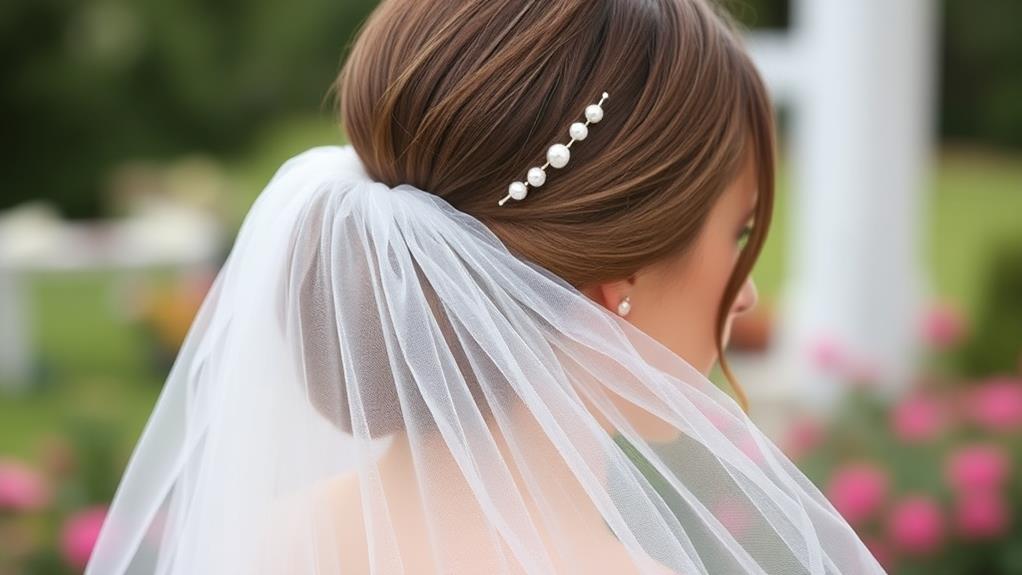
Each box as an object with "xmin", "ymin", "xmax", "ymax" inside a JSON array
[{"xmin": 335, "ymin": 0, "xmax": 775, "ymax": 410}]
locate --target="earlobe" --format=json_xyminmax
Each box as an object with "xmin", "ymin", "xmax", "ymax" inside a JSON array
[
  {"xmin": 582, "ymin": 275, "xmax": 637, "ymax": 315},
  {"xmin": 597, "ymin": 283, "xmax": 616, "ymax": 310},
  {"xmin": 597, "ymin": 279, "xmax": 631, "ymax": 312}
]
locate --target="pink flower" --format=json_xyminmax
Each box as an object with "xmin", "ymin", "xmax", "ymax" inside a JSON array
[
  {"xmin": 965, "ymin": 377, "xmax": 1022, "ymax": 432},
  {"xmin": 891, "ymin": 393, "xmax": 947, "ymax": 443},
  {"xmin": 805, "ymin": 335, "xmax": 884, "ymax": 386},
  {"xmin": 826, "ymin": 462, "xmax": 890, "ymax": 526},
  {"xmin": 781, "ymin": 416, "xmax": 825, "ymax": 461},
  {"xmin": 954, "ymin": 491, "xmax": 1010, "ymax": 539},
  {"xmin": 887, "ymin": 495, "xmax": 944, "ymax": 555},
  {"xmin": 944, "ymin": 443, "xmax": 1010, "ymax": 493},
  {"xmin": 60, "ymin": 505, "xmax": 108, "ymax": 570},
  {"xmin": 0, "ymin": 457, "xmax": 51, "ymax": 512},
  {"xmin": 807, "ymin": 334, "xmax": 848, "ymax": 372},
  {"xmin": 919, "ymin": 299, "xmax": 968, "ymax": 350}
]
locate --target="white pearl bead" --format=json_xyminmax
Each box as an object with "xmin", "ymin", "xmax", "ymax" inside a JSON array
[
  {"xmin": 617, "ymin": 297, "xmax": 631, "ymax": 317},
  {"xmin": 547, "ymin": 143, "xmax": 570, "ymax": 169},
  {"xmin": 585, "ymin": 104, "xmax": 604, "ymax": 124},
  {"xmin": 508, "ymin": 181, "xmax": 528, "ymax": 200},
  {"xmin": 569, "ymin": 122, "xmax": 589, "ymax": 141},
  {"xmin": 527, "ymin": 167, "xmax": 546, "ymax": 187}
]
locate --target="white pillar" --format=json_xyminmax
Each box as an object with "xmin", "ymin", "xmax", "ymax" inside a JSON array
[{"xmin": 775, "ymin": 0, "xmax": 939, "ymax": 410}]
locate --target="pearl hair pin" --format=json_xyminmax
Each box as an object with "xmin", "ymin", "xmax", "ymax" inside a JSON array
[{"xmin": 499, "ymin": 91, "xmax": 609, "ymax": 206}]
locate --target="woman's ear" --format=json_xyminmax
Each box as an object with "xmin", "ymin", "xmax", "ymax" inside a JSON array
[{"xmin": 580, "ymin": 276, "xmax": 636, "ymax": 313}]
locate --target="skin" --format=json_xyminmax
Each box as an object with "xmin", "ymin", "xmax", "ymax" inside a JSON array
[
  {"xmin": 580, "ymin": 148, "xmax": 761, "ymax": 378},
  {"xmin": 578, "ymin": 147, "xmax": 761, "ymax": 443}
]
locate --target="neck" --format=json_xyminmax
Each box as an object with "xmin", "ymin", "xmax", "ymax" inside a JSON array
[{"xmin": 375, "ymin": 397, "xmax": 612, "ymax": 533}]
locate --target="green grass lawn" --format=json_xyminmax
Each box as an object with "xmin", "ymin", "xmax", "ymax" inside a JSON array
[
  {"xmin": 0, "ymin": 272, "xmax": 167, "ymax": 461},
  {"xmin": 1, "ymin": 115, "xmax": 1020, "ymax": 463}
]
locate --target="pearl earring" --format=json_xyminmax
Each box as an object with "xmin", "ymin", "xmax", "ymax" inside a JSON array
[
  {"xmin": 499, "ymin": 91, "xmax": 610, "ymax": 206},
  {"xmin": 616, "ymin": 296, "xmax": 631, "ymax": 317}
]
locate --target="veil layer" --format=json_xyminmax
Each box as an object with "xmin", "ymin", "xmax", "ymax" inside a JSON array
[{"xmin": 84, "ymin": 145, "xmax": 885, "ymax": 574}]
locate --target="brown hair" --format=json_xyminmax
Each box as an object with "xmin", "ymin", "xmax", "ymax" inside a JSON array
[{"xmin": 332, "ymin": 0, "xmax": 775, "ymax": 412}]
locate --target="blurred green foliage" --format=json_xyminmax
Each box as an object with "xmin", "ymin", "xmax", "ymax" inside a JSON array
[
  {"xmin": 1, "ymin": 0, "xmax": 1020, "ymax": 220},
  {"xmin": 0, "ymin": 0, "xmax": 376, "ymax": 218},
  {"xmin": 724, "ymin": 0, "xmax": 790, "ymax": 29},
  {"xmin": 956, "ymin": 242, "xmax": 1022, "ymax": 378},
  {"xmin": 941, "ymin": 0, "xmax": 1022, "ymax": 149}
]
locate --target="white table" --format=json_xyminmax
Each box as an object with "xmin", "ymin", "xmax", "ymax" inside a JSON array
[{"xmin": 0, "ymin": 202, "xmax": 224, "ymax": 388}]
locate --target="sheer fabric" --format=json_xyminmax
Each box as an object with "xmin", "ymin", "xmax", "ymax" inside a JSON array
[{"xmin": 84, "ymin": 145, "xmax": 885, "ymax": 574}]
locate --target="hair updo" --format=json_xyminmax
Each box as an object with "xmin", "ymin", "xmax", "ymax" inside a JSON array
[{"xmin": 317, "ymin": 0, "xmax": 776, "ymax": 431}]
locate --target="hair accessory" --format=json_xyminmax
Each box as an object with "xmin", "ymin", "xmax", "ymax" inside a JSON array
[{"xmin": 498, "ymin": 91, "xmax": 609, "ymax": 206}]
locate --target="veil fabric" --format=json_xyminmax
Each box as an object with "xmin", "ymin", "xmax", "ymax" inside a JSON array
[{"xmin": 84, "ymin": 145, "xmax": 884, "ymax": 574}]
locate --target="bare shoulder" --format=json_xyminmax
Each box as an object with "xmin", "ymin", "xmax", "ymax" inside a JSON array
[
  {"xmin": 260, "ymin": 473, "xmax": 681, "ymax": 575},
  {"xmin": 250, "ymin": 474, "xmax": 366, "ymax": 573}
]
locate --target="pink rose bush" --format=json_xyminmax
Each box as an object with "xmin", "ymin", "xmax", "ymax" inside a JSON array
[
  {"xmin": 891, "ymin": 393, "xmax": 949, "ymax": 443},
  {"xmin": 964, "ymin": 377, "xmax": 1022, "ymax": 432},
  {"xmin": 786, "ymin": 322, "xmax": 1022, "ymax": 573},
  {"xmin": 954, "ymin": 491, "xmax": 1009, "ymax": 540},
  {"xmin": 61, "ymin": 505, "xmax": 108, "ymax": 569},
  {"xmin": 944, "ymin": 443, "xmax": 1010, "ymax": 493},
  {"xmin": 887, "ymin": 495, "xmax": 945, "ymax": 555},
  {"xmin": 1, "ymin": 428, "xmax": 116, "ymax": 574},
  {"xmin": 826, "ymin": 462, "xmax": 890, "ymax": 526},
  {"xmin": 0, "ymin": 457, "xmax": 52, "ymax": 512}
]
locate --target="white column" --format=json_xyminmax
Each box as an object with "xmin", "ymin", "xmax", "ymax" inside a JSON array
[{"xmin": 775, "ymin": 0, "xmax": 939, "ymax": 410}]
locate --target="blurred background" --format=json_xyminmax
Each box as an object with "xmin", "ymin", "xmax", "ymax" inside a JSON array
[{"xmin": 0, "ymin": 0, "xmax": 1020, "ymax": 573}]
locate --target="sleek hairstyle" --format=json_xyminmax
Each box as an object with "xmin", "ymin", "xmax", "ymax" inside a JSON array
[{"xmin": 331, "ymin": 0, "xmax": 775, "ymax": 412}]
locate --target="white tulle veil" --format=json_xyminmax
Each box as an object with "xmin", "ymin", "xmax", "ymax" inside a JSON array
[{"xmin": 83, "ymin": 144, "xmax": 884, "ymax": 574}]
